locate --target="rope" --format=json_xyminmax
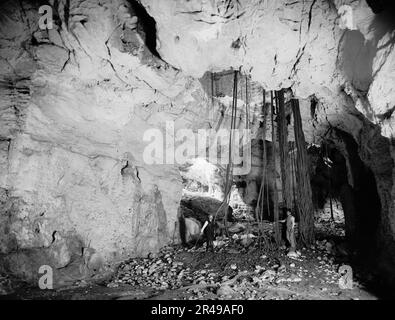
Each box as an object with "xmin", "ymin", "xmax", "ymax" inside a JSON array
[
  {"xmin": 213, "ymin": 70, "xmax": 239, "ymax": 233},
  {"xmin": 256, "ymin": 89, "xmax": 267, "ymax": 221},
  {"xmin": 290, "ymin": 142, "xmax": 297, "ymax": 214},
  {"xmin": 271, "ymin": 91, "xmax": 281, "ymax": 246},
  {"xmin": 245, "ymin": 75, "xmax": 250, "ymax": 129},
  {"xmin": 325, "ymin": 143, "xmax": 334, "ymax": 221},
  {"xmin": 210, "ymin": 72, "xmax": 215, "ymax": 128}
]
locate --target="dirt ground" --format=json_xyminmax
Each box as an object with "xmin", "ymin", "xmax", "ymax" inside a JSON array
[{"xmin": 0, "ymin": 215, "xmax": 381, "ymax": 301}]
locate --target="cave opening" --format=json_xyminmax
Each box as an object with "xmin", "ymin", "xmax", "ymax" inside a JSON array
[
  {"xmin": 310, "ymin": 142, "xmax": 347, "ymax": 243},
  {"xmin": 310, "ymin": 130, "xmax": 383, "ymax": 283},
  {"xmin": 330, "ymin": 130, "xmax": 381, "ymax": 261}
]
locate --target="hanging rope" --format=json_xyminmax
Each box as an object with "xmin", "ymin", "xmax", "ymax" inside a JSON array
[
  {"xmin": 213, "ymin": 70, "xmax": 239, "ymax": 235},
  {"xmin": 290, "ymin": 142, "xmax": 298, "ymax": 215},
  {"xmin": 324, "ymin": 143, "xmax": 335, "ymax": 221},
  {"xmin": 210, "ymin": 72, "xmax": 215, "ymax": 128},
  {"xmin": 245, "ymin": 76, "xmax": 250, "ymax": 129},
  {"xmin": 256, "ymin": 91, "xmax": 266, "ymax": 217},
  {"xmin": 255, "ymin": 89, "xmax": 267, "ymax": 244},
  {"xmin": 271, "ymin": 91, "xmax": 281, "ymax": 246}
]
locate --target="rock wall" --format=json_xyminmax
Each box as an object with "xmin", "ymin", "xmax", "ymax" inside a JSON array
[{"xmin": 0, "ymin": 0, "xmax": 210, "ymax": 285}]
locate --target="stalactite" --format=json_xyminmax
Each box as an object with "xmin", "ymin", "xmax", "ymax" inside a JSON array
[{"xmin": 292, "ymin": 98, "xmax": 315, "ymax": 245}]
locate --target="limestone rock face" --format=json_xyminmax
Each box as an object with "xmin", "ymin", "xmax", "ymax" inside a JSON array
[
  {"xmin": 141, "ymin": 0, "xmax": 393, "ymax": 141},
  {"xmin": 0, "ymin": 0, "xmax": 210, "ymax": 284},
  {"xmin": 142, "ymin": 0, "xmax": 342, "ymax": 94},
  {"xmin": 368, "ymin": 30, "xmax": 395, "ymax": 138}
]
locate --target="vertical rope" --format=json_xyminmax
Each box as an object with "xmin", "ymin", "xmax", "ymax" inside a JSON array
[
  {"xmin": 211, "ymin": 72, "xmax": 215, "ymax": 126},
  {"xmin": 290, "ymin": 143, "xmax": 297, "ymax": 215},
  {"xmin": 325, "ymin": 143, "xmax": 335, "ymax": 221},
  {"xmin": 214, "ymin": 70, "xmax": 238, "ymax": 235},
  {"xmin": 245, "ymin": 76, "xmax": 249, "ymax": 129},
  {"xmin": 271, "ymin": 91, "xmax": 281, "ymax": 246},
  {"xmin": 256, "ymin": 89, "xmax": 266, "ymax": 219}
]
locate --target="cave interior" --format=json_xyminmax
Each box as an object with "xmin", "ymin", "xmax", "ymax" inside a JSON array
[{"xmin": 0, "ymin": 0, "xmax": 395, "ymax": 300}]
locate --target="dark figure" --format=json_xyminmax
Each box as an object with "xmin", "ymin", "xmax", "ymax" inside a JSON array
[
  {"xmin": 280, "ymin": 208, "xmax": 299, "ymax": 258},
  {"xmin": 201, "ymin": 214, "xmax": 215, "ymax": 252}
]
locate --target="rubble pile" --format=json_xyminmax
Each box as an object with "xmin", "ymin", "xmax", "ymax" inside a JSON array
[
  {"xmin": 109, "ymin": 246, "xmax": 222, "ymax": 290},
  {"xmin": 104, "ymin": 222, "xmax": 367, "ymax": 300}
]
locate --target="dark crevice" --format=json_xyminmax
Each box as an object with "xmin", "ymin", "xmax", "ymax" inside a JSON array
[
  {"xmin": 64, "ymin": 0, "xmax": 70, "ymax": 29},
  {"xmin": 365, "ymin": 0, "xmax": 395, "ymax": 14},
  {"xmin": 310, "ymin": 95, "xmax": 318, "ymax": 121},
  {"xmin": 120, "ymin": 160, "xmax": 129, "ymax": 176},
  {"xmin": 290, "ymin": 44, "xmax": 306, "ymax": 75},
  {"xmin": 135, "ymin": 167, "xmax": 141, "ymax": 182},
  {"xmin": 128, "ymin": 0, "xmax": 161, "ymax": 59},
  {"xmin": 377, "ymin": 105, "xmax": 395, "ymax": 121},
  {"xmin": 0, "ymin": 138, "xmax": 11, "ymax": 154},
  {"xmin": 307, "ymin": 0, "xmax": 317, "ymax": 32},
  {"xmin": 51, "ymin": 231, "xmax": 57, "ymax": 243}
]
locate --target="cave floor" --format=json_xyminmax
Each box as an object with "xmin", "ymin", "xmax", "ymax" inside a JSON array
[{"xmin": 2, "ymin": 218, "xmax": 379, "ymax": 300}]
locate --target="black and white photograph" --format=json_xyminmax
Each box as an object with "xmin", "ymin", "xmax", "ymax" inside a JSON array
[{"xmin": 0, "ymin": 0, "xmax": 395, "ymax": 308}]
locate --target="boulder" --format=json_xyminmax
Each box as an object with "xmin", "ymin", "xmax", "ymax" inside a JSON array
[
  {"xmin": 184, "ymin": 217, "xmax": 201, "ymax": 243},
  {"xmin": 180, "ymin": 195, "xmax": 234, "ymax": 225}
]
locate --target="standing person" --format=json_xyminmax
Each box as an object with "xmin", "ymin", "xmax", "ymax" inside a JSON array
[
  {"xmin": 280, "ymin": 208, "xmax": 297, "ymax": 255},
  {"xmin": 201, "ymin": 214, "xmax": 215, "ymax": 252}
]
